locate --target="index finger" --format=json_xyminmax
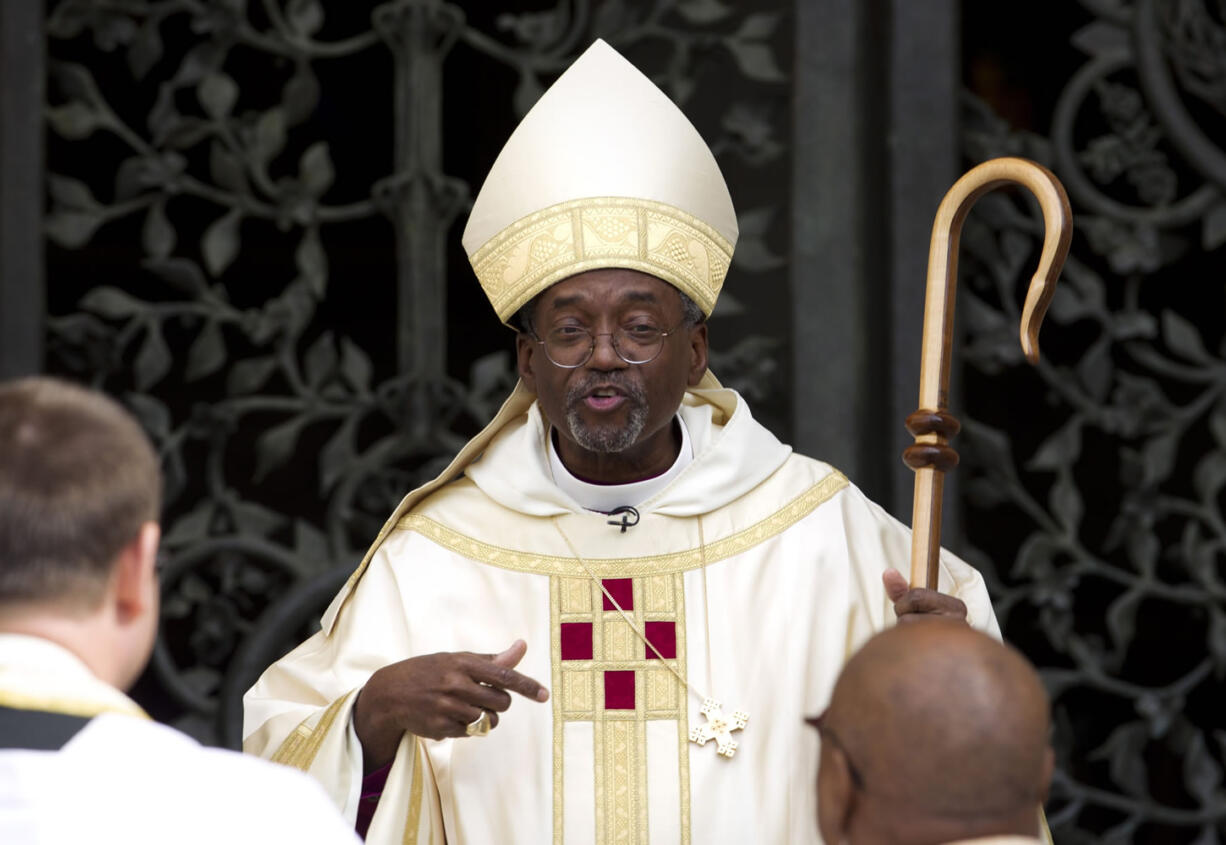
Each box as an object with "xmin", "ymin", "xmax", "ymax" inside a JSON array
[{"xmin": 465, "ymin": 655, "xmax": 550, "ymax": 702}]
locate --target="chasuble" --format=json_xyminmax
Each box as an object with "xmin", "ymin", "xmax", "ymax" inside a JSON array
[{"xmin": 244, "ymin": 385, "xmax": 999, "ymax": 844}]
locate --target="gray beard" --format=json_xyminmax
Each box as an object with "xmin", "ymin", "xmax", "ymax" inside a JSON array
[{"xmin": 564, "ymin": 378, "xmax": 649, "ymax": 453}]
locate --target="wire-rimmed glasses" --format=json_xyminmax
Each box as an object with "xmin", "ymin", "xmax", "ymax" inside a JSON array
[{"xmin": 532, "ymin": 320, "xmax": 685, "ymax": 368}]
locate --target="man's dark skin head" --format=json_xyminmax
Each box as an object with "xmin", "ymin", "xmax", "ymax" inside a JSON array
[
  {"xmin": 515, "ymin": 267, "xmax": 709, "ymax": 485},
  {"xmin": 814, "ymin": 620, "xmax": 1053, "ymax": 845}
]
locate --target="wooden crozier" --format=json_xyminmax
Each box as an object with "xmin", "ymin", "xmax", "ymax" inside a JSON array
[{"xmin": 905, "ymin": 157, "xmax": 1073, "ymax": 589}]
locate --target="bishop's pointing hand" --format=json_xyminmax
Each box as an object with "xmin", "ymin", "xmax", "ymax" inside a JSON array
[{"xmin": 353, "ymin": 639, "xmax": 550, "ymax": 773}]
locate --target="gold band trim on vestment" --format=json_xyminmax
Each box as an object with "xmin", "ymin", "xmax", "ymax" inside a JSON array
[
  {"xmin": 399, "ymin": 472, "xmax": 849, "ymax": 577},
  {"xmin": 550, "ymin": 658, "xmax": 687, "ymax": 673},
  {"xmin": 469, "ymin": 196, "xmax": 734, "ymax": 323},
  {"xmin": 0, "ymin": 687, "xmax": 149, "ymax": 721},
  {"xmin": 675, "ymin": 570, "xmax": 691, "ymax": 844},
  {"xmin": 636, "ymin": 694, "xmax": 650, "ymax": 839},
  {"xmin": 550, "ymin": 577, "xmax": 565, "ymax": 845},
  {"xmin": 270, "ymin": 691, "xmax": 353, "ymax": 772},
  {"xmin": 403, "ymin": 738, "xmax": 424, "ymax": 845},
  {"xmin": 605, "ymin": 720, "xmax": 638, "ymax": 842},
  {"xmin": 269, "ymin": 724, "xmax": 309, "ymax": 768}
]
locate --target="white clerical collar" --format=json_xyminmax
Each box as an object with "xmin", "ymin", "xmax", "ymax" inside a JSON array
[{"xmin": 548, "ymin": 416, "xmax": 694, "ymax": 512}]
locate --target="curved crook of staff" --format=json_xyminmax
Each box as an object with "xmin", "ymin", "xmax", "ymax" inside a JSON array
[{"xmin": 904, "ymin": 157, "xmax": 1073, "ymax": 589}]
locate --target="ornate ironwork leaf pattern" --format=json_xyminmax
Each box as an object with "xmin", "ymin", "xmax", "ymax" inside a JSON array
[{"xmin": 962, "ymin": 2, "xmax": 1226, "ymax": 840}]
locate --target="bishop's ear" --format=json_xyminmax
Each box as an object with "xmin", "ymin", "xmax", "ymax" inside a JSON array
[
  {"xmin": 516, "ymin": 333, "xmax": 539, "ymax": 393},
  {"xmin": 686, "ymin": 323, "xmax": 709, "ymax": 386}
]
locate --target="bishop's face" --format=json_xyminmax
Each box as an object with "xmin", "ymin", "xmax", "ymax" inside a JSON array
[{"xmin": 516, "ymin": 269, "xmax": 708, "ymax": 484}]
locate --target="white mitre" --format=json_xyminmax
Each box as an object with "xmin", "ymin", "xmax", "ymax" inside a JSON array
[{"xmin": 462, "ymin": 39, "xmax": 739, "ymax": 324}]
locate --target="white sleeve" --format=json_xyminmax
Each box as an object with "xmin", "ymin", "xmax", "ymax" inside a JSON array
[{"xmin": 227, "ymin": 755, "xmax": 364, "ymax": 844}]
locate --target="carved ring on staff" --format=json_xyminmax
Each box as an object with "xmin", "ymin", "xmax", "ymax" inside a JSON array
[{"xmin": 466, "ymin": 710, "xmax": 492, "ymax": 737}]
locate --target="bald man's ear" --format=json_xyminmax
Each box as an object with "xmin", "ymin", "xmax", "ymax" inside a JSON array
[
  {"xmin": 817, "ymin": 746, "xmax": 857, "ymax": 845},
  {"xmin": 1038, "ymin": 746, "xmax": 1055, "ymax": 803}
]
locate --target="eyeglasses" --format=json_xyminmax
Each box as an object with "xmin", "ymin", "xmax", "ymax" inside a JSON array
[
  {"xmin": 807, "ymin": 709, "xmax": 866, "ymax": 792},
  {"xmin": 532, "ymin": 320, "xmax": 686, "ymax": 369}
]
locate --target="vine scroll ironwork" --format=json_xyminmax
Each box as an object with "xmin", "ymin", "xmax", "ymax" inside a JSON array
[{"xmin": 960, "ymin": 1, "xmax": 1226, "ymax": 841}]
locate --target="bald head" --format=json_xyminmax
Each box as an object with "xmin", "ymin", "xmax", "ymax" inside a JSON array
[{"xmin": 816, "ymin": 620, "xmax": 1052, "ymax": 844}]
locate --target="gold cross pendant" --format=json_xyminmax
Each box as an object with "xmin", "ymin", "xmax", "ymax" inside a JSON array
[{"xmin": 688, "ymin": 698, "xmax": 749, "ymax": 758}]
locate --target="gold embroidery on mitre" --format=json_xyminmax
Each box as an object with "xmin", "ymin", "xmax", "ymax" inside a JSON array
[
  {"xmin": 584, "ymin": 212, "xmax": 637, "ymax": 246},
  {"xmin": 528, "ymin": 230, "xmax": 572, "ymax": 272},
  {"xmin": 657, "ymin": 231, "xmax": 698, "ymax": 269},
  {"xmin": 470, "ymin": 197, "xmax": 733, "ymax": 323}
]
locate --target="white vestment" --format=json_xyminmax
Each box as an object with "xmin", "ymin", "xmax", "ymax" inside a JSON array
[
  {"xmin": 244, "ymin": 385, "xmax": 999, "ymax": 844},
  {"xmin": 0, "ymin": 634, "xmax": 359, "ymax": 844}
]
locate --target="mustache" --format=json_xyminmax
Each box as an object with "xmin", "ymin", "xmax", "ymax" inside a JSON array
[{"xmin": 564, "ymin": 372, "xmax": 648, "ymax": 408}]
